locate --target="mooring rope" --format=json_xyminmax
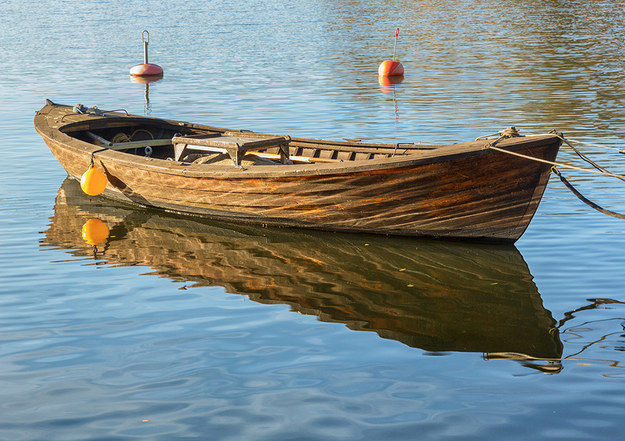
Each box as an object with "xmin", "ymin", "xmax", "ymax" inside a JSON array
[
  {"xmin": 551, "ymin": 167, "xmax": 625, "ymax": 219},
  {"xmin": 475, "ymin": 126, "xmax": 520, "ymax": 141},
  {"xmin": 486, "ymin": 144, "xmax": 625, "ymax": 180},
  {"xmin": 484, "ymin": 131, "xmax": 625, "ymax": 219},
  {"xmin": 566, "ymin": 138, "xmax": 625, "ymax": 154},
  {"xmin": 555, "ymin": 135, "xmax": 625, "ymax": 183}
]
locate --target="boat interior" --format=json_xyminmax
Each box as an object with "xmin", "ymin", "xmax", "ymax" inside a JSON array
[{"xmin": 62, "ymin": 118, "xmax": 438, "ymax": 166}]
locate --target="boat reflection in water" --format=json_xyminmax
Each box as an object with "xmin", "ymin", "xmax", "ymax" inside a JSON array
[{"xmin": 42, "ymin": 179, "xmax": 563, "ymax": 373}]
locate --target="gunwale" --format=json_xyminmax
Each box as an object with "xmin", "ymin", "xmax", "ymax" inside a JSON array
[{"xmin": 35, "ymin": 100, "xmax": 554, "ymax": 178}]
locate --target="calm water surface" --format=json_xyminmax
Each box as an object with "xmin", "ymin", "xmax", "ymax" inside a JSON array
[{"xmin": 2, "ymin": 1, "xmax": 625, "ymax": 440}]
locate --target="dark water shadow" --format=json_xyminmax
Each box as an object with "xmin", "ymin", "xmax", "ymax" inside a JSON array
[{"xmin": 41, "ymin": 178, "xmax": 564, "ymax": 372}]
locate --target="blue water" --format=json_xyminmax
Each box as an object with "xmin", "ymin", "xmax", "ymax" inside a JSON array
[{"xmin": 2, "ymin": 0, "xmax": 625, "ymax": 439}]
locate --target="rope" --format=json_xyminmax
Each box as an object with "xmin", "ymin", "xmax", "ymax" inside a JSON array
[
  {"xmin": 486, "ymin": 144, "xmax": 625, "ymax": 180},
  {"xmin": 566, "ymin": 138, "xmax": 625, "ymax": 154},
  {"xmin": 88, "ymin": 148, "xmax": 109, "ymax": 167},
  {"xmin": 484, "ymin": 132, "xmax": 625, "ymax": 219},
  {"xmin": 555, "ymin": 135, "xmax": 625, "ymax": 183},
  {"xmin": 551, "ymin": 167, "xmax": 625, "ymax": 219},
  {"xmin": 62, "ymin": 106, "xmax": 128, "ymax": 122},
  {"xmin": 475, "ymin": 126, "xmax": 520, "ymax": 141}
]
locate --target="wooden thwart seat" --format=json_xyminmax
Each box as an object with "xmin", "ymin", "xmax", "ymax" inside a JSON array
[{"xmin": 172, "ymin": 132, "xmax": 291, "ymax": 165}]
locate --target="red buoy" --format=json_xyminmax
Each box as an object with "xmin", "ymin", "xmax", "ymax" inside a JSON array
[
  {"xmin": 130, "ymin": 30, "xmax": 163, "ymax": 78},
  {"xmin": 130, "ymin": 63, "xmax": 163, "ymax": 77},
  {"xmin": 378, "ymin": 59, "xmax": 404, "ymax": 77},
  {"xmin": 130, "ymin": 73, "xmax": 162, "ymax": 84}
]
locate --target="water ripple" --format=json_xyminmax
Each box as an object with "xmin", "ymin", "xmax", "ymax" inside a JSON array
[{"xmin": 2, "ymin": 0, "xmax": 625, "ymax": 439}]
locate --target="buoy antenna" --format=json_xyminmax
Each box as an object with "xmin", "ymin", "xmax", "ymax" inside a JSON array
[
  {"xmin": 142, "ymin": 30, "xmax": 150, "ymax": 64},
  {"xmin": 392, "ymin": 27, "xmax": 399, "ymax": 60},
  {"xmin": 130, "ymin": 30, "xmax": 163, "ymax": 78}
]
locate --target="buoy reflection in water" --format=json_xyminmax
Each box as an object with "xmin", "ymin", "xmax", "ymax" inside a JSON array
[{"xmin": 81, "ymin": 218, "xmax": 109, "ymax": 246}]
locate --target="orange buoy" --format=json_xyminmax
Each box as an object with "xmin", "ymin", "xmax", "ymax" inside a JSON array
[
  {"xmin": 82, "ymin": 218, "xmax": 109, "ymax": 246},
  {"xmin": 378, "ymin": 27, "xmax": 404, "ymax": 77},
  {"xmin": 378, "ymin": 59, "xmax": 404, "ymax": 77},
  {"xmin": 80, "ymin": 162, "xmax": 107, "ymax": 196},
  {"xmin": 130, "ymin": 30, "xmax": 163, "ymax": 78},
  {"xmin": 378, "ymin": 74, "xmax": 404, "ymax": 94}
]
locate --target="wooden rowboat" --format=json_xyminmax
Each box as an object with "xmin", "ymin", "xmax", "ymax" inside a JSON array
[{"xmin": 35, "ymin": 99, "xmax": 562, "ymax": 243}]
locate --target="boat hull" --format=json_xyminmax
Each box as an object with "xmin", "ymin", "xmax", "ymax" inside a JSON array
[{"xmin": 35, "ymin": 101, "xmax": 561, "ymax": 243}]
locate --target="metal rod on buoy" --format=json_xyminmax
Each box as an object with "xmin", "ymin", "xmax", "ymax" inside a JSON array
[
  {"xmin": 143, "ymin": 30, "xmax": 149, "ymax": 64},
  {"xmin": 392, "ymin": 27, "xmax": 398, "ymax": 60},
  {"xmin": 130, "ymin": 30, "xmax": 163, "ymax": 78}
]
